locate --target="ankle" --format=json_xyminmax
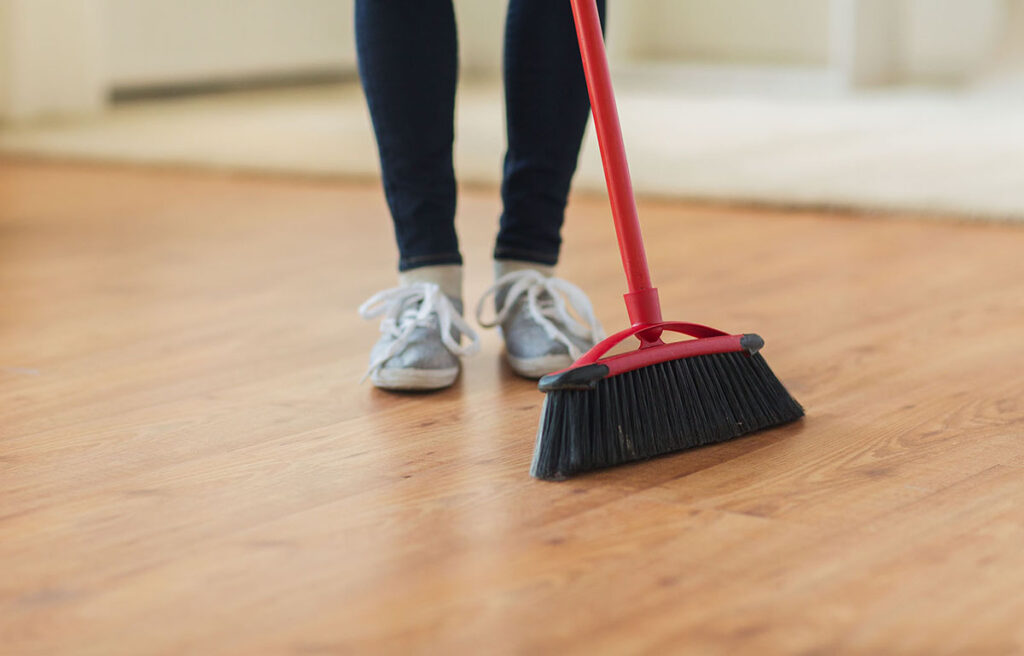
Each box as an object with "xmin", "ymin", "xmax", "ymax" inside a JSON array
[
  {"xmin": 399, "ymin": 264, "xmax": 463, "ymax": 304},
  {"xmin": 493, "ymin": 259, "xmax": 555, "ymax": 281}
]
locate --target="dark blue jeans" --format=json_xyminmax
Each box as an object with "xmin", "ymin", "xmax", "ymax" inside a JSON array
[{"xmin": 355, "ymin": 0, "xmax": 606, "ymax": 272}]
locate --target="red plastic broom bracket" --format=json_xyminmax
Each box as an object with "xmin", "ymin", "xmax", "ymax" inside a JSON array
[{"xmin": 575, "ymin": 321, "xmax": 733, "ymax": 365}]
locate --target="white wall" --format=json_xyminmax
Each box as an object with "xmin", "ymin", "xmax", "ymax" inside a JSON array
[
  {"xmin": 985, "ymin": 0, "xmax": 1024, "ymax": 92},
  {"xmin": 100, "ymin": 0, "xmax": 512, "ymax": 88},
  {"xmin": 898, "ymin": 0, "xmax": 1005, "ymax": 83},
  {"xmin": 625, "ymin": 0, "xmax": 832, "ymax": 66},
  {"xmin": 621, "ymin": 0, "xmax": 1007, "ymax": 86},
  {"xmin": 2, "ymin": 0, "xmax": 1020, "ymax": 122},
  {"xmin": 102, "ymin": 0, "xmax": 355, "ymax": 89},
  {"xmin": 0, "ymin": 0, "xmax": 105, "ymax": 120},
  {"xmin": 453, "ymin": 1, "xmax": 504, "ymax": 76},
  {"xmin": 0, "ymin": 2, "xmax": 10, "ymax": 112}
]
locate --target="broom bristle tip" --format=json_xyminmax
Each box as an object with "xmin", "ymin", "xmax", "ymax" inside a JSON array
[{"xmin": 531, "ymin": 351, "xmax": 803, "ymax": 480}]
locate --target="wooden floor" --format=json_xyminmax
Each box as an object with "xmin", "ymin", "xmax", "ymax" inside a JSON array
[{"xmin": 2, "ymin": 159, "xmax": 1023, "ymax": 655}]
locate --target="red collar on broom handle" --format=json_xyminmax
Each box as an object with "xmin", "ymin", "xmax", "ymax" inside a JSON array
[{"xmin": 549, "ymin": 0, "xmax": 759, "ymax": 387}]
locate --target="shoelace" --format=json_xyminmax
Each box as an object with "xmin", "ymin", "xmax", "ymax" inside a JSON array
[
  {"xmin": 475, "ymin": 270, "xmax": 605, "ymax": 360},
  {"xmin": 358, "ymin": 282, "xmax": 480, "ymax": 382}
]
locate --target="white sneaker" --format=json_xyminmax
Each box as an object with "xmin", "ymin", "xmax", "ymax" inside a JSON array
[
  {"xmin": 476, "ymin": 269, "xmax": 604, "ymax": 379},
  {"xmin": 359, "ymin": 282, "xmax": 480, "ymax": 390}
]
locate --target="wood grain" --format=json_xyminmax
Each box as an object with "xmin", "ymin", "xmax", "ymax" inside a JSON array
[{"xmin": 1, "ymin": 159, "xmax": 1023, "ymax": 655}]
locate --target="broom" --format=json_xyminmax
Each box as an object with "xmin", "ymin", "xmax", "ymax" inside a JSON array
[{"xmin": 530, "ymin": 0, "xmax": 804, "ymax": 480}]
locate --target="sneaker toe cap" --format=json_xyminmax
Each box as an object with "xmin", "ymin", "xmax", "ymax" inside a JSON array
[{"xmin": 372, "ymin": 327, "xmax": 460, "ymax": 371}]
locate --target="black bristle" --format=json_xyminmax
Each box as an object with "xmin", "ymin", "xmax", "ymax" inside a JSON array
[{"xmin": 530, "ymin": 352, "xmax": 804, "ymax": 480}]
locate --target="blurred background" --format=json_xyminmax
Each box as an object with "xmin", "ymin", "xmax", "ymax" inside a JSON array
[{"xmin": 2, "ymin": 0, "xmax": 1024, "ymax": 219}]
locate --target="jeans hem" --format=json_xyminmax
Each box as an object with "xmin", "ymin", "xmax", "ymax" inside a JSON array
[
  {"xmin": 493, "ymin": 246, "xmax": 559, "ymax": 267},
  {"xmin": 398, "ymin": 252, "xmax": 463, "ymax": 272}
]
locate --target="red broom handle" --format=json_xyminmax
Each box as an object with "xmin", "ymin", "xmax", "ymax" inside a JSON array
[{"xmin": 569, "ymin": 0, "xmax": 662, "ymax": 327}]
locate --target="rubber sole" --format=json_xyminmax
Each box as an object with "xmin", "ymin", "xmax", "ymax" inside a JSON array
[{"xmin": 370, "ymin": 366, "xmax": 459, "ymax": 391}]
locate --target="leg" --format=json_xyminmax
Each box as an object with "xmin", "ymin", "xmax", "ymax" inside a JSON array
[
  {"xmin": 496, "ymin": 0, "xmax": 607, "ymax": 266},
  {"xmin": 478, "ymin": 0, "xmax": 608, "ymax": 379},
  {"xmin": 355, "ymin": 0, "xmax": 460, "ymax": 272},
  {"xmin": 356, "ymin": 1, "xmax": 471, "ymax": 391}
]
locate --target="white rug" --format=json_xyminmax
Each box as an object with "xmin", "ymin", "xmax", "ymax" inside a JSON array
[{"xmin": 3, "ymin": 82, "xmax": 1024, "ymax": 221}]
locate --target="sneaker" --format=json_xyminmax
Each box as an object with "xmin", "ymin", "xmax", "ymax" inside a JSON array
[
  {"xmin": 359, "ymin": 282, "xmax": 479, "ymax": 390},
  {"xmin": 475, "ymin": 269, "xmax": 604, "ymax": 379}
]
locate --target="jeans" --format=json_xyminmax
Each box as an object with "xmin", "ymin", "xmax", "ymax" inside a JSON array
[{"xmin": 355, "ymin": 0, "xmax": 606, "ymax": 271}]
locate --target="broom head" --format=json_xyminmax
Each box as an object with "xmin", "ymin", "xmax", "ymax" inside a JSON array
[{"xmin": 531, "ymin": 321, "xmax": 803, "ymax": 480}]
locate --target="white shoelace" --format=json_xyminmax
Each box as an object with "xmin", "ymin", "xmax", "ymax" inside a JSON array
[
  {"xmin": 475, "ymin": 270, "xmax": 605, "ymax": 360},
  {"xmin": 358, "ymin": 282, "xmax": 480, "ymax": 382}
]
